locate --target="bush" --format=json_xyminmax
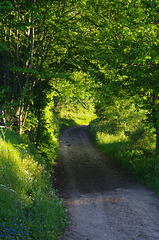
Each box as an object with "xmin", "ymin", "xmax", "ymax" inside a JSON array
[{"xmin": 0, "ymin": 129, "xmax": 68, "ymax": 239}]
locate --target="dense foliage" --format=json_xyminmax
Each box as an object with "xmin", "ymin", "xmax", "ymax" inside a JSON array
[
  {"xmin": 0, "ymin": 0, "xmax": 158, "ymax": 155},
  {"xmin": 85, "ymin": 0, "xmax": 159, "ymax": 156}
]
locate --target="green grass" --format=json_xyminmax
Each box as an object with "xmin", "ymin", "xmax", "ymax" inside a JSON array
[
  {"xmin": 0, "ymin": 128, "xmax": 68, "ymax": 240},
  {"xmin": 89, "ymin": 112, "xmax": 159, "ymax": 195}
]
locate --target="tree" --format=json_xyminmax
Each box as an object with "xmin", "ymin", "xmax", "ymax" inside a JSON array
[
  {"xmin": 80, "ymin": 0, "xmax": 159, "ymax": 157},
  {"xmin": 0, "ymin": 0, "xmax": 90, "ymax": 134}
]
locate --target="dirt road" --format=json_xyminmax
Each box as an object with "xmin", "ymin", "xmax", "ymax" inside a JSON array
[{"xmin": 54, "ymin": 126, "xmax": 159, "ymax": 240}]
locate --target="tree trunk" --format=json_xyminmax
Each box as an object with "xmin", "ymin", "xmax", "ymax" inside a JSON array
[
  {"xmin": 19, "ymin": 106, "xmax": 23, "ymax": 135},
  {"xmin": 18, "ymin": 7, "xmax": 35, "ymax": 135},
  {"xmin": 36, "ymin": 108, "xmax": 41, "ymax": 148},
  {"xmin": 156, "ymin": 125, "xmax": 159, "ymax": 158}
]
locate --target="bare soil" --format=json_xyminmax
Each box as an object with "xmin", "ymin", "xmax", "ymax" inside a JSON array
[{"xmin": 54, "ymin": 126, "xmax": 159, "ymax": 240}]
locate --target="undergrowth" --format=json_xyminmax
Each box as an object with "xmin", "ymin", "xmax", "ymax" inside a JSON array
[
  {"xmin": 89, "ymin": 110, "xmax": 159, "ymax": 195},
  {"xmin": 0, "ymin": 129, "xmax": 68, "ymax": 240},
  {"xmin": 37, "ymin": 103, "xmax": 60, "ymax": 170}
]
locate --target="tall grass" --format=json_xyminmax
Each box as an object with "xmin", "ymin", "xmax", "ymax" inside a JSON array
[
  {"xmin": 89, "ymin": 108, "xmax": 159, "ymax": 195},
  {"xmin": 0, "ymin": 128, "xmax": 68, "ymax": 239}
]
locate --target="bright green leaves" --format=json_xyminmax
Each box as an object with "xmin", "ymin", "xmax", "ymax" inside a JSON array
[{"xmin": 82, "ymin": 0, "xmax": 159, "ymax": 155}]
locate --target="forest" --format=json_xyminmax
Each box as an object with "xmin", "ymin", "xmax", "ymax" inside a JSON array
[{"xmin": 0, "ymin": 0, "xmax": 159, "ymax": 239}]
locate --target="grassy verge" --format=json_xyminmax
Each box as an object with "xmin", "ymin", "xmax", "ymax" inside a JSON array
[
  {"xmin": 0, "ymin": 128, "xmax": 68, "ymax": 240},
  {"xmin": 89, "ymin": 114, "xmax": 159, "ymax": 195}
]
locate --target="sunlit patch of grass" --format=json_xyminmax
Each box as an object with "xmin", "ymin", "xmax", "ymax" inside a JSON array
[
  {"xmin": 59, "ymin": 103, "xmax": 97, "ymax": 127},
  {"xmin": 0, "ymin": 133, "xmax": 43, "ymax": 203},
  {"xmin": 0, "ymin": 129, "xmax": 68, "ymax": 239}
]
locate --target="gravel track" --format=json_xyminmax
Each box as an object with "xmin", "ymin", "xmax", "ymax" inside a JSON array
[{"xmin": 54, "ymin": 126, "xmax": 159, "ymax": 240}]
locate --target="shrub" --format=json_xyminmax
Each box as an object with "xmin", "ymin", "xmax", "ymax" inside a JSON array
[{"xmin": 0, "ymin": 129, "xmax": 68, "ymax": 239}]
